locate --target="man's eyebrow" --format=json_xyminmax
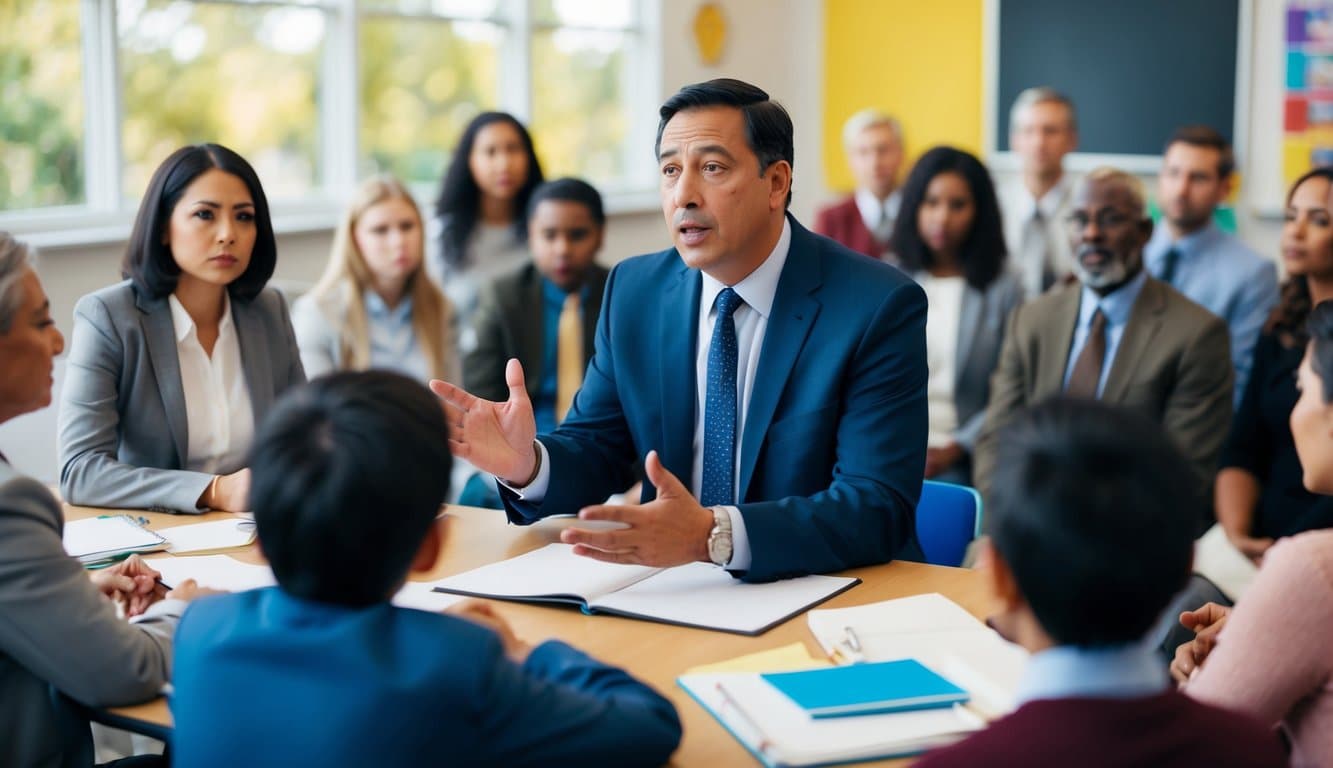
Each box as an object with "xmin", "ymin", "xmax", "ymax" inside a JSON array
[{"xmin": 657, "ymin": 144, "xmax": 738, "ymax": 162}]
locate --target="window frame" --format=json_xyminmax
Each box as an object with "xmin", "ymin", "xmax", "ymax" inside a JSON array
[{"xmin": 2, "ymin": 0, "xmax": 661, "ymax": 249}]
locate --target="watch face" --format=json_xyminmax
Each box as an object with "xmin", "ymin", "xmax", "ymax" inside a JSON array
[{"xmin": 708, "ymin": 530, "xmax": 733, "ymax": 565}]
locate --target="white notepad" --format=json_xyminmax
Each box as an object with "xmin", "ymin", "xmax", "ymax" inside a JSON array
[
  {"xmin": 160, "ymin": 518, "xmax": 256, "ymax": 555},
  {"xmin": 146, "ymin": 554, "xmax": 466, "ymax": 611},
  {"xmin": 63, "ymin": 515, "xmax": 167, "ymax": 565},
  {"xmin": 430, "ymin": 543, "xmax": 859, "ymax": 635},
  {"xmin": 146, "ymin": 555, "xmax": 277, "ymax": 592},
  {"xmin": 806, "ymin": 593, "xmax": 1028, "ymax": 717}
]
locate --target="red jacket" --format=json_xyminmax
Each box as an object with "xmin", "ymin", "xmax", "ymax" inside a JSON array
[
  {"xmin": 813, "ymin": 196, "xmax": 889, "ymax": 261},
  {"xmin": 914, "ymin": 691, "xmax": 1286, "ymax": 768}
]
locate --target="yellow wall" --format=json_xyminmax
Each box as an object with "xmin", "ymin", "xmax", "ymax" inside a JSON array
[{"xmin": 822, "ymin": 0, "xmax": 984, "ymax": 192}]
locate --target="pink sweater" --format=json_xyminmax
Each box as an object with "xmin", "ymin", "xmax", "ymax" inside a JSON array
[{"xmin": 1186, "ymin": 529, "xmax": 1333, "ymax": 767}]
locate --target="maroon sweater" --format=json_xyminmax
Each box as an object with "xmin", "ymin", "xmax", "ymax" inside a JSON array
[{"xmin": 914, "ymin": 691, "xmax": 1286, "ymax": 767}]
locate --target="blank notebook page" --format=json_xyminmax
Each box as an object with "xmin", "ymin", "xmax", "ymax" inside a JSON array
[
  {"xmin": 431, "ymin": 543, "xmax": 660, "ymax": 600},
  {"xmin": 597, "ymin": 563, "xmax": 855, "ymax": 634}
]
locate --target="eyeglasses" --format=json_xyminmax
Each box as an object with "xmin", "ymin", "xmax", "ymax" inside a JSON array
[{"xmin": 1065, "ymin": 210, "xmax": 1136, "ymax": 235}]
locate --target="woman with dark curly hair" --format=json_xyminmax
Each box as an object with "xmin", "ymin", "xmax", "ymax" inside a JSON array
[
  {"xmin": 890, "ymin": 146, "xmax": 1024, "ymax": 486},
  {"xmin": 1214, "ymin": 166, "xmax": 1333, "ymax": 564},
  {"xmin": 1157, "ymin": 167, "xmax": 1333, "ymax": 662},
  {"xmin": 431, "ymin": 112, "xmax": 544, "ymax": 352}
]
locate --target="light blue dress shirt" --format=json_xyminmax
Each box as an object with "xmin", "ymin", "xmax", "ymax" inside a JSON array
[
  {"xmin": 364, "ymin": 291, "xmax": 431, "ymax": 382},
  {"xmin": 1015, "ymin": 641, "xmax": 1169, "ymax": 705},
  {"xmin": 1062, "ymin": 270, "xmax": 1149, "ymax": 397},
  {"xmin": 1144, "ymin": 222, "xmax": 1278, "ymax": 407}
]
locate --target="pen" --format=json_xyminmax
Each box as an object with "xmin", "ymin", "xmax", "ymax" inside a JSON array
[{"xmin": 715, "ymin": 682, "xmax": 772, "ymax": 754}]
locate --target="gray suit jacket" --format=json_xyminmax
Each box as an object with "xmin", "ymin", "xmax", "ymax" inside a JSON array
[
  {"xmin": 0, "ymin": 461, "xmax": 179, "ymax": 768},
  {"xmin": 974, "ymin": 276, "xmax": 1233, "ymax": 509},
  {"xmin": 930, "ymin": 269, "xmax": 1026, "ymax": 452},
  {"xmin": 463, "ymin": 262, "xmax": 609, "ymax": 403},
  {"xmin": 58, "ymin": 281, "xmax": 305, "ymax": 512}
]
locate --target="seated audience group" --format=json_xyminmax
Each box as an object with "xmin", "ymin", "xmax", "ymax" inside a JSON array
[{"xmin": 4, "ymin": 74, "xmax": 1332, "ymax": 765}]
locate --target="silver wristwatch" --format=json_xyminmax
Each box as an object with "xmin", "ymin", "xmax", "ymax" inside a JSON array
[{"xmin": 707, "ymin": 506, "xmax": 733, "ymax": 566}]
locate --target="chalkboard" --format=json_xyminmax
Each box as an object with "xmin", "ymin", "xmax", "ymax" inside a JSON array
[{"xmin": 995, "ymin": 0, "xmax": 1240, "ymax": 156}]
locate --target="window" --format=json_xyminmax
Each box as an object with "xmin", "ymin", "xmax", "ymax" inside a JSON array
[
  {"xmin": 1, "ymin": 0, "xmax": 85, "ymax": 210},
  {"xmin": 0, "ymin": 0, "xmax": 659, "ymax": 243},
  {"xmin": 119, "ymin": 0, "xmax": 327, "ymax": 198}
]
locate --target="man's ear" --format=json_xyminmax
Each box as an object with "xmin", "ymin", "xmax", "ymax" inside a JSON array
[
  {"xmin": 767, "ymin": 160, "xmax": 793, "ymax": 211},
  {"xmin": 409, "ymin": 523, "xmax": 442, "ymax": 576},
  {"xmin": 982, "ymin": 538, "xmax": 1023, "ymax": 611},
  {"xmin": 1137, "ymin": 216, "xmax": 1154, "ymax": 248}
]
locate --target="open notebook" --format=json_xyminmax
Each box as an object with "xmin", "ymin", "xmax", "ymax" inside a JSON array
[{"xmin": 430, "ymin": 543, "xmax": 859, "ymax": 635}]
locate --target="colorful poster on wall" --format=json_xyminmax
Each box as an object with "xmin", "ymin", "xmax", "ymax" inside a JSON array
[{"xmin": 1285, "ymin": 3, "xmax": 1333, "ymax": 186}]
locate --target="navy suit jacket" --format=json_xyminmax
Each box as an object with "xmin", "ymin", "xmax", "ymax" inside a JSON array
[
  {"xmin": 170, "ymin": 588, "xmax": 682, "ymax": 768},
  {"xmin": 502, "ymin": 217, "xmax": 929, "ymax": 582}
]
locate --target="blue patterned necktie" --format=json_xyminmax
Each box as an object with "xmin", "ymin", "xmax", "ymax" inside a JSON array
[{"xmin": 700, "ymin": 287, "xmax": 743, "ymax": 507}]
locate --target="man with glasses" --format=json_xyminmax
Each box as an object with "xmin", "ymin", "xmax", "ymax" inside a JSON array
[{"xmin": 973, "ymin": 168, "xmax": 1232, "ymax": 528}]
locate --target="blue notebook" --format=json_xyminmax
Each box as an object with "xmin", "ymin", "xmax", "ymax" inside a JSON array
[{"xmin": 761, "ymin": 659, "xmax": 969, "ymax": 718}]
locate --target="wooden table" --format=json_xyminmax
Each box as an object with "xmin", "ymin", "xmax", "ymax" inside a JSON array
[{"xmin": 66, "ymin": 503, "xmax": 991, "ymax": 767}]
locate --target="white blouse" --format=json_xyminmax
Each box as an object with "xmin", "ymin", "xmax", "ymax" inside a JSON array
[
  {"xmin": 168, "ymin": 293, "xmax": 254, "ymax": 475},
  {"xmin": 919, "ymin": 274, "xmax": 965, "ymax": 448}
]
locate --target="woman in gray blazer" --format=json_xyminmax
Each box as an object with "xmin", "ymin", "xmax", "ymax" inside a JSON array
[
  {"xmin": 59, "ymin": 144, "xmax": 305, "ymax": 513},
  {"xmin": 891, "ymin": 146, "xmax": 1024, "ymax": 487}
]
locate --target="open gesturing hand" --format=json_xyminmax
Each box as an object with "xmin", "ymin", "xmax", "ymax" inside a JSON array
[
  {"xmin": 559, "ymin": 451, "xmax": 715, "ymax": 567},
  {"xmin": 430, "ymin": 358, "xmax": 539, "ymax": 485}
]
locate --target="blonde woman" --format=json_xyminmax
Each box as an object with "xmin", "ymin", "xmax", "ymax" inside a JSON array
[{"xmin": 293, "ymin": 176, "xmax": 458, "ymax": 385}]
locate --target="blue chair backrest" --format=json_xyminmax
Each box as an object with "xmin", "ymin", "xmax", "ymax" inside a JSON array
[{"xmin": 915, "ymin": 480, "xmax": 983, "ymax": 567}]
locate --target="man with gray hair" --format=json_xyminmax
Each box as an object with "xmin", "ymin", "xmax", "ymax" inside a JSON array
[
  {"xmin": 974, "ymin": 169, "xmax": 1232, "ymax": 527},
  {"xmin": 0, "ymin": 232, "xmax": 211, "ymax": 765},
  {"xmin": 814, "ymin": 108, "xmax": 904, "ymax": 261},
  {"xmin": 998, "ymin": 87, "xmax": 1080, "ymax": 296}
]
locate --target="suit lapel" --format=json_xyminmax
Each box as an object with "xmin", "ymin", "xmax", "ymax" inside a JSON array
[
  {"xmin": 738, "ymin": 224, "xmax": 821, "ymax": 500},
  {"xmin": 232, "ymin": 295, "xmax": 274, "ymax": 424},
  {"xmin": 954, "ymin": 284, "xmax": 983, "ymax": 389},
  {"xmin": 1101, "ymin": 277, "xmax": 1165, "ymax": 402},
  {"xmin": 517, "ymin": 268, "xmax": 545, "ymax": 399},
  {"xmin": 1036, "ymin": 284, "xmax": 1083, "ymax": 397},
  {"xmin": 659, "ymin": 261, "xmax": 700, "ymax": 483},
  {"xmin": 581, "ymin": 267, "xmax": 608, "ymax": 366},
  {"xmin": 137, "ymin": 292, "xmax": 190, "ymax": 467}
]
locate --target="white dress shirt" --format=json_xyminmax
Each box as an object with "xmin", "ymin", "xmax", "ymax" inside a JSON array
[
  {"xmin": 919, "ymin": 273, "xmax": 965, "ymax": 447},
  {"xmin": 854, "ymin": 188, "xmax": 902, "ymax": 244},
  {"xmin": 168, "ymin": 293, "xmax": 254, "ymax": 475},
  {"xmin": 508, "ymin": 219, "xmax": 794, "ymax": 572},
  {"xmin": 999, "ymin": 174, "xmax": 1076, "ymax": 297}
]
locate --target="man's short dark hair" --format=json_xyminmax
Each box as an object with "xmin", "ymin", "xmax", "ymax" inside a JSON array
[
  {"xmin": 122, "ymin": 143, "xmax": 277, "ymax": 303},
  {"xmin": 248, "ymin": 371, "xmax": 452, "ymax": 607},
  {"xmin": 1164, "ymin": 125, "xmax": 1235, "ymax": 179},
  {"xmin": 656, "ymin": 78, "xmax": 794, "ymax": 208},
  {"xmin": 526, "ymin": 177, "xmax": 606, "ymax": 226},
  {"xmin": 986, "ymin": 399, "xmax": 1196, "ymax": 647}
]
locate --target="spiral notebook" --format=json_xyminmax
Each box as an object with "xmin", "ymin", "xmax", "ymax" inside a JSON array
[{"xmin": 63, "ymin": 515, "xmax": 168, "ymax": 565}]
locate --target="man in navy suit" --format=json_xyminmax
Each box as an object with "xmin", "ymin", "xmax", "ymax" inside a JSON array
[
  {"xmin": 171, "ymin": 371, "xmax": 681, "ymax": 768},
  {"xmin": 434, "ymin": 79, "xmax": 929, "ymax": 583}
]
